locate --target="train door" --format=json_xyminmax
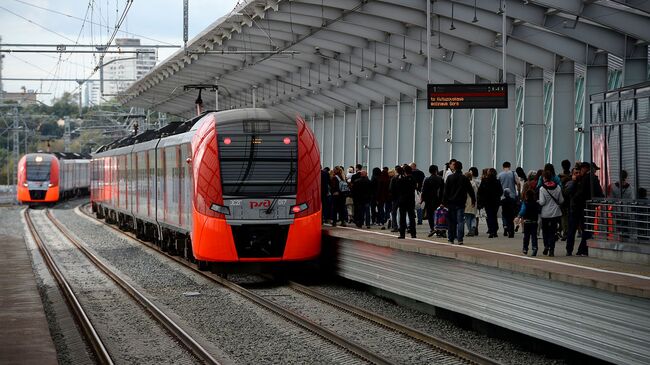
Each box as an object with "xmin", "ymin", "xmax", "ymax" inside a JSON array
[
  {"xmin": 136, "ymin": 152, "xmax": 143, "ymax": 217},
  {"xmin": 146, "ymin": 150, "xmax": 152, "ymax": 219},
  {"xmin": 180, "ymin": 143, "xmax": 192, "ymax": 231},
  {"xmin": 157, "ymin": 148, "xmax": 165, "ymax": 223},
  {"xmin": 131, "ymin": 152, "xmax": 137, "ymax": 215},
  {"xmin": 148, "ymin": 149, "xmax": 156, "ymax": 222},
  {"xmin": 176, "ymin": 145, "xmax": 183, "ymax": 227},
  {"xmin": 164, "ymin": 146, "xmax": 177, "ymax": 226}
]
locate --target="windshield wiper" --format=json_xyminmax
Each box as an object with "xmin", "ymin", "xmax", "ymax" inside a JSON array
[{"xmin": 265, "ymin": 149, "xmax": 295, "ymax": 215}]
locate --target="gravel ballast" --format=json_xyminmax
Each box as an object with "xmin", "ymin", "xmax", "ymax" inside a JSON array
[
  {"xmin": 28, "ymin": 208, "xmax": 201, "ymax": 365},
  {"xmin": 53, "ymin": 204, "xmax": 367, "ymax": 364}
]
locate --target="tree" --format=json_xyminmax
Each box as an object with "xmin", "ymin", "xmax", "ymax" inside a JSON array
[
  {"xmin": 50, "ymin": 92, "xmax": 78, "ymax": 118},
  {"xmin": 37, "ymin": 121, "xmax": 64, "ymax": 138}
]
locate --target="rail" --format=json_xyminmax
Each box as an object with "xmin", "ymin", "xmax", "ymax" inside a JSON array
[
  {"xmin": 24, "ymin": 208, "xmax": 114, "ymax": 365},
  {"xmin": 288, "ymin": 281, "xmax": 500, "ymax": 365},
  {"xmin": 45, "ymin": 209, "xmax": 222, "ymax": 365},
  {"xmin": 584, "ymin": 199, "xmax": 650, "ymax": 243},
  {"xmin": 78, "ymin": 204, "xmax": 393, "ymax": 365},
  {"xmin": 79, "ymin": 203, "xmax": 497, "ymax": 365}
]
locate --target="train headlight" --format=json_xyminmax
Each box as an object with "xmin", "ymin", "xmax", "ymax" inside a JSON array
[
  {"xmin": 290, "ymin": 203, "xmax": 308, "ymax": 214},
  {"xmin": 48, "ymin": 183, "xmax": 53, "ymax": 187},
  {"xmin": 210, "ymin": 203, "xmax": 230, "ymax": 215},
  {"xmin": 23, "ymin": 182, "xmax": 28, "ymax": 187}
]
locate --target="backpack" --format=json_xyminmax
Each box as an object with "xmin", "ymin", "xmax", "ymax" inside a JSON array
[
  {"xmin": 337, "ymin": 176, "xmax": 350, "ymax": 194},
  {"xmin": 434, "ymin": 207, "xmax": 449, "ymax": 230}
]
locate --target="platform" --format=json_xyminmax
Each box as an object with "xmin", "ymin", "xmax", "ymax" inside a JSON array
[
  {"xmin": 323, "ymin": 223, "xmax": 650, "ymax": 365},
  {"xmin": 0, "ymin": 231, "xmax": 57, "ymax": 364},
  {"xmin": 324, "ymin": 223, "xmax": 650, "ymax": 298}
]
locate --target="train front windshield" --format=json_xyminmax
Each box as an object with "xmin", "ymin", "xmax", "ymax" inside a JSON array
[
  {"xmin": 26, "ymin": 161, "xmax": 51, "ymax": 181},
  {"xmin": 219, "ymin": 133, "xmax": 297, "ymax": 197}
]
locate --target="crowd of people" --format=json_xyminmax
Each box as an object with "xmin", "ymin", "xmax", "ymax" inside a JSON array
[{"xmin": 320, "ymin": 158, "xmax": 634, "ymax": 258}]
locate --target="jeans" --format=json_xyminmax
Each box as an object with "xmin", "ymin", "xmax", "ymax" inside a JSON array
[
  {"xmin": 447, "ymin": 205, "xmax": 466, "ymax": 243},
  {"xmin": 399, "ymin": 205, "xmax": 416, "ymax": 237},
  {"xmin": 541, "ymin": 216, "xmax": 561, "ymax": 251},
  {"xmin": 390, "ymin": 199, "xmax": 399, "ymax": 229},
  {"xmin": 465, "ymin": 213, "xmax": 476, "ymax": 234},
  {"xmin": 416, "ymin": 207, "xmax": 423, "ymax": 225},
  {"xmin": 485, "ymin": 205, "xmax": 499, "ymax": 235},
  {"xmin": 522, "ymin": 221, "xmax": 538, "ymax": 252}
]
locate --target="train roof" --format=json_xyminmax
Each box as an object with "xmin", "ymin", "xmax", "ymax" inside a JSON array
[
  {"xmin": 95, "ymin": 111, "xmax": 210, "ymax": 153},
  {"xmin": 95, "ymin": 108, "xmax": 294, "ymax": 153},
  {"xmin": 24, "ymin": 152, "xmax": 91, "ymax": 160},
  {"xmin": 53, "ymin": 152, "xmax": 92, "ymax": 160}
]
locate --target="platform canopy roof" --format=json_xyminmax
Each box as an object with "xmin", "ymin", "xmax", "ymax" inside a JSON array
[{"xmin": 119, "ymin": 0, "xmax": 650, "ymax": 117}]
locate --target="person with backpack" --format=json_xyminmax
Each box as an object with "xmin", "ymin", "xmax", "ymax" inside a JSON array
[
  {"xmin": 539, "ymin": 170, "xmax": 564, "ymax": 257},
  {"xmin": 329, "ymin": 166, "xmax": 348, "ymax": 227},
  {"xmin": 497, "ymin": 161, "xmax": 521, "ymax": 235},
  {"xmin": 442, "ymin": 161, "xmax": 476, "ymax": 245},
  {"xmin": 501, "ymin": 188, "xmax": 517, "ymax": 238},
  {"xmin": 517, "ymin": 190, "xmax": 541, "ymax": 256}
]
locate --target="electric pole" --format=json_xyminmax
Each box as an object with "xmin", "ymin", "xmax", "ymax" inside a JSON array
[
  {"xmin": 12, "ymin": 106, "xmax": 20, "ymax": 188},
  {"xmin": 76, "ymin": 80, "xmax": 84, "ymax": 117},
  {"xmin": 0, "ymin": 35, "xmax": 4, "ymax": 100},
  {"xmin": 64, "ymin": 117, "xmax": 71, "ymax": 152}
]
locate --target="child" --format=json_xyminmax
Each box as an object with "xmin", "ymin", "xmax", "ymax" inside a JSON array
[
  {"xmin": 518, "ymin": 190, "xmax": 541, "ymax": 256},
  {"xmin": 501, "ymin": 188, "xmax": 517, "ymax": 238}
]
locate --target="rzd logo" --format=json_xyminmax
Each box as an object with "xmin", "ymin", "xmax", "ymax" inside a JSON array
[{"xmin": 249, "ymin": 200, "xmax": 271, "ymax": 209}]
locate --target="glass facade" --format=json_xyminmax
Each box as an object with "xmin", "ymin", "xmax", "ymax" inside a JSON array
[
  {"xmin": 587, "ymin": 82, "xmax": 650, "ymax": 243},
  {"xmin": 590, "ymin": 82, "xmax": 650, "ymax": 199}
]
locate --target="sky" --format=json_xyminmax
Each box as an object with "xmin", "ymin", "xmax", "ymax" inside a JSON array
[{"xmin": 0, "ymin": 0, "xmax": 240, "ymax": 104}]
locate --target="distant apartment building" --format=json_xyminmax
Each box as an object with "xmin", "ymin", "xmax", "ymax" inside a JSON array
[
  {"xmin": 1, "ymin": 87, "xmax": 39, "ymax": 105},
  {"xmin": 84, "ymin": 81, "xmax": 101, "ymax": 107},
  {"xmin": 84, "ymin": 38, "xmax": 157, "ymax": 106}
]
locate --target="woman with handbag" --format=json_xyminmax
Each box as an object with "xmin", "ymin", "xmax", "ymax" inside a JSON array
[{"xmin": 538, "ymin": 170, "xmax": 564, "ymax": 256}]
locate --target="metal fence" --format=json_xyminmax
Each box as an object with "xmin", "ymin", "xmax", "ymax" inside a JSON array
[{"xmin": 585, "ymin": 200, "xmax": 650, "ymax": 243}]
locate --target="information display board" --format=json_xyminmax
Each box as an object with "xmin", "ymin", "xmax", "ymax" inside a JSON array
[{"xmin": 427, "ymin": 83, "xmax": 508, "ymax": 109}]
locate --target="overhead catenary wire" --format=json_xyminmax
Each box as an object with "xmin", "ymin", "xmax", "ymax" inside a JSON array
[
  {"xmin": 0, "ymin": 5, "xmax": 76, "ymax": 42},
  {"xmin": 9, "ymin": 0, "xmax": 174, "ymax": 45}
]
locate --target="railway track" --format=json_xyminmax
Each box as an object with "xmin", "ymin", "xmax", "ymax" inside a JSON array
[
  {"xmin": 79, "ymin": 203, "xmax": 502, "ymax": 365},
  {"xmin": 25, "ymin": 208, "xmax": 113, "ymax": 365},
  {"xmin": 26, "ymin": 207, "xmax": 221, "ymax": 365}
]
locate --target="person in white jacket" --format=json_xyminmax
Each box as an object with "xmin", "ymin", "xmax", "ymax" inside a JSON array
[{"xmin": 538, "ymin": 171, "xmax": 564, "ymax": 256}]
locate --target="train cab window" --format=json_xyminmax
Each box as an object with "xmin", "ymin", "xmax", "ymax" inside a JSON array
[
  {"xmin": 218, "ymin": 133, "xmax": 297, "ymax": 197},
  {"xmin": 26, "ymin": 160, "xmax": 51, "ymax": 181}
]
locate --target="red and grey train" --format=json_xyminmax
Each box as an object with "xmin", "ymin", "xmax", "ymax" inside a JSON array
[
  {"xmin": 90, "ymin": 108, "xmax": 322, "ymax": 270},
  {"xmin": 17, "ymin": 152, "xmax": 90, "ymax": 204}
]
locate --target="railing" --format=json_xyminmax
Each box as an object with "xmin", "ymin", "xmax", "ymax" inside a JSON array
[{"xmin": 585, "ymin": 200, "xmax": 650, "ymax": 243}]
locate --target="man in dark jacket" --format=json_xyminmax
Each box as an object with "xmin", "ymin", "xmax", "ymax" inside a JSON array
[
  {"xmin": 566, "ymin": 162, "xmax": 604, "ymax": 256},
  {"xmin": 352, "ymin": 170, "xmax": 372, "ymax": 228},
  {"xmin": 397, "ymin": 165, "xmax": 417, "ymax": 238},
  {"xmin": 410, "ymin": 162, "xmax": 426, "ymax": 225},
  {"xmin": 388, "ymin": 165, "xmax": 403, "ymax": 232},
  {"xmin": 442, "ymin": 161, "xmax": 476, "ymax": 244},
  {"xmin": 421, "ymin": 165, "xmax": 444, "ymax": 237}
]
